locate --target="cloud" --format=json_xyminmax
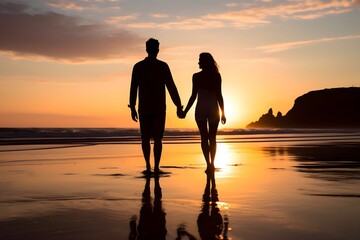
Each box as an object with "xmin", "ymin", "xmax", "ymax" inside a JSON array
[
  {"xmin": 46, "ymin": 0, "xmax": 86, "ymax": 11},
  {"xmin": 105, "ymin": 14, "xmax": 138, "ymax": 25},
  {"xmin": 206, "ymin": 0, "xmax": 357, "ymax": 28},
  {"xmin": 125, "ymin": 0, "xmax": 357, "ymax": 30},
  {"xmin": 256, "ymin": 35, "xmax": 360, "ymax": 53},
  {"xmin": 128, "ymin": 17, "xmax": 225, "ymax": 30},
  {"xmin": 292, "ymin": 8, "xmax": 352, "ymax": 19},
  {"xmin": 149, "ymin": 13, "xmax": 169, "ymax": 18},
  {"xmin": 45, "ymin": 0, "xmax": 121, "ymax": 11},
  {"xmin": 0, "ymin": 2, "xmax": 143, "ymax": 62}
]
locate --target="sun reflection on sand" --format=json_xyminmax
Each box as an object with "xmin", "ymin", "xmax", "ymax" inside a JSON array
[
  {"xmin": 215, "ymin": 143, "xmax": 243, "ymax": 178},
  {"xmin": 215, "ymin": 143, "xmax": 231, "ymax": 169}
]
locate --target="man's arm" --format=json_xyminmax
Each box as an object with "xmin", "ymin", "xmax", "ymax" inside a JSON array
[
  {"xmin": 129, "ymin": 65, "xmax": 139, "ymax": 122},
  {"xmin": 164, "ymin": 64, "xmax": 182, "ymax": 109}
]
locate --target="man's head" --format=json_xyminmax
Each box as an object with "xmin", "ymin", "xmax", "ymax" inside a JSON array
[{"xmin": 146, "ymin": 38, "xmax": 159, "ymax": 56}]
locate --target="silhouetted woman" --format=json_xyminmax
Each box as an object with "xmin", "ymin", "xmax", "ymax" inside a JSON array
[{"xmin": 182, "ymin": 53, "xmax": 226, "ymax": 173}]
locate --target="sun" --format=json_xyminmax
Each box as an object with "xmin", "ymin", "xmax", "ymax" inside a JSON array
[{"xmin": 218, "ymin": 96, "xmax": 245, "ymax": 129}]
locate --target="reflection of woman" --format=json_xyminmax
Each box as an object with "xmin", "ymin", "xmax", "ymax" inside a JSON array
[
  {"xmin": 181, "ymin": 53, "xmax": 226, "ymax": 173},
  {"xmin": 176, "ymin": 173, "xmax": 230, "ymax": 240},
  {"xmin": 197, "ymin": 173, "xmax": 223, "ymax": 240}
]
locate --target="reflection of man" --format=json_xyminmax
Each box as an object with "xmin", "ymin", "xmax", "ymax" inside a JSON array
[
  {"xmin": 129, "ymin": 38, "xmax": 183, "ymax": 174},
  {"xmin": 129, "ymin": 177, "xmax": 167, "ymax": 240}
]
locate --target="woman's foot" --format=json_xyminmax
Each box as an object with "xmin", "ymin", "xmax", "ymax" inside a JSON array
[{"xmin": 205, "ymin": 165, "xmax": 214, "ymax": 174}]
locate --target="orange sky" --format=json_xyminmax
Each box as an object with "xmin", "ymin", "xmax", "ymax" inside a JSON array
[{"xmin": 0, "ymin": 0, "xmax": 359, "ymax": 128}]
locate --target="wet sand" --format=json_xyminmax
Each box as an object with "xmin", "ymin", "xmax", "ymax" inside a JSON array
[{"xmin": 0, "ymin": 133, "xmax": 360, "ymax": 239}]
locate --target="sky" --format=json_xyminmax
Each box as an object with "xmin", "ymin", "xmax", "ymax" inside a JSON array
[{"xmin": 0, "ymin": 0, "xmax": 359, "ymax": 129}]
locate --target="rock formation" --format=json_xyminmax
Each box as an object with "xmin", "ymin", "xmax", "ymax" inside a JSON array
[{"xmin": 247, "ymin": 87, "xmax": 360, "ymax": 128}]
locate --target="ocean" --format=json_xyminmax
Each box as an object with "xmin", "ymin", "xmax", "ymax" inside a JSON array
[{"xmin": 1, "ymin": 127, "xmax": 360, "ymax": 144}]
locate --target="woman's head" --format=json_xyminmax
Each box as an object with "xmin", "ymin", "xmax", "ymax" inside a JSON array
[{"xmin": 199, "ymin": 52, "xmax": 219, "ymax": 72}]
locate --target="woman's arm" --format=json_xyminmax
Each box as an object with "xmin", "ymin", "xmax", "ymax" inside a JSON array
[
  {"xmin": 183, "ymin": 75, "xmax": 198, "ymax": 115},
  {"xmin": 217, "ymin": 74, "xmax": 226, "ymax": 124}
]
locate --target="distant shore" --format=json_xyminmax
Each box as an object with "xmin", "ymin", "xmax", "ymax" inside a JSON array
[{"xmin": 0, "ymin": 128, "xmax": 359, "ymax": 147}]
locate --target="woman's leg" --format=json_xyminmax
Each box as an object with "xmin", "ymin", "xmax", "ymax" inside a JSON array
[
  {"xmin": 196, "ymin": 120, "xmax": 210, "ymax": 169},
  {"xmin": 208, "ymin": 121, "xmax": 219, "ymax": 168}
]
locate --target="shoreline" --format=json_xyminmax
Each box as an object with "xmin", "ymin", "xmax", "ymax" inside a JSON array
[{"xmin": 1, "ymin": 132, "xmax": 360, "ymax": 146}]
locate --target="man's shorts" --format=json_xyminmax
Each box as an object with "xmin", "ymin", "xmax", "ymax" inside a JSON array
[{"xmin": 139, "ymin": 112, "xmax": 166, "ymax": 140}]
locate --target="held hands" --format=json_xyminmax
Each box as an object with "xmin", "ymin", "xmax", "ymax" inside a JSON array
[
  {"xmin": 177, "ymin": 105, "xmax": 186, "ymax": 119},
  {"xmin": 178, "ymin": 110, "xmax": 186, "ymax": 119}
]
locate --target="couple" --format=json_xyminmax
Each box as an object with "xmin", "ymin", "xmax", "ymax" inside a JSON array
[{"xmin": 129, "ymin": 38, "xmax": 226, "ymax": 175}]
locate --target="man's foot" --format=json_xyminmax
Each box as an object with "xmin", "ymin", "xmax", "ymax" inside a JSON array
[
  {"xmin": 154, "ymin": 168, "xmax": 164, "ymax": 174},
  {"xmin": 142, "ymin": 169, "xmax": 152, "ymax": 175}
]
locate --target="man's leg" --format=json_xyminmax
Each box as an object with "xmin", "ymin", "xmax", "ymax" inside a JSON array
[
  {"xmin": 154, "ymin": 138, "xmax": 162, "ymax": 172},
  {"xmin": 142, "ymin": 138, "xmax": 151, "ymax": 172},
  {"xmin": 139, "ymin": 113, "xmax": 152, "ymax": 173},
  {"xmin": 153, "ymin": 112, "xmax": 165, "ymax": 173}
]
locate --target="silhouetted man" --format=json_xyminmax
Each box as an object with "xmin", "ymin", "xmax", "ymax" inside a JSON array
[{"xmin": 129, "ymin": 38, "xmax": 183, "ymax": 174}]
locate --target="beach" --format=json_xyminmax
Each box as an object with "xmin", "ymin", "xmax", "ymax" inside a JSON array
[{"xmin": 0, "ymin": 129, "xmax": 360, "ymax": 240}]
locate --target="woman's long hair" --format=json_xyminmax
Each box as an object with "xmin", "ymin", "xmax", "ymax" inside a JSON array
[{"xmin": 200, "ymin": 52, "xmax": 219, "ymax": 73}]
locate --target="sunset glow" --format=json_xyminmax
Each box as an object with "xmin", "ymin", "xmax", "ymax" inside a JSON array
[{"xmin": 0, "ymin": 0, "xmax": 359, "ymax": 128}]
